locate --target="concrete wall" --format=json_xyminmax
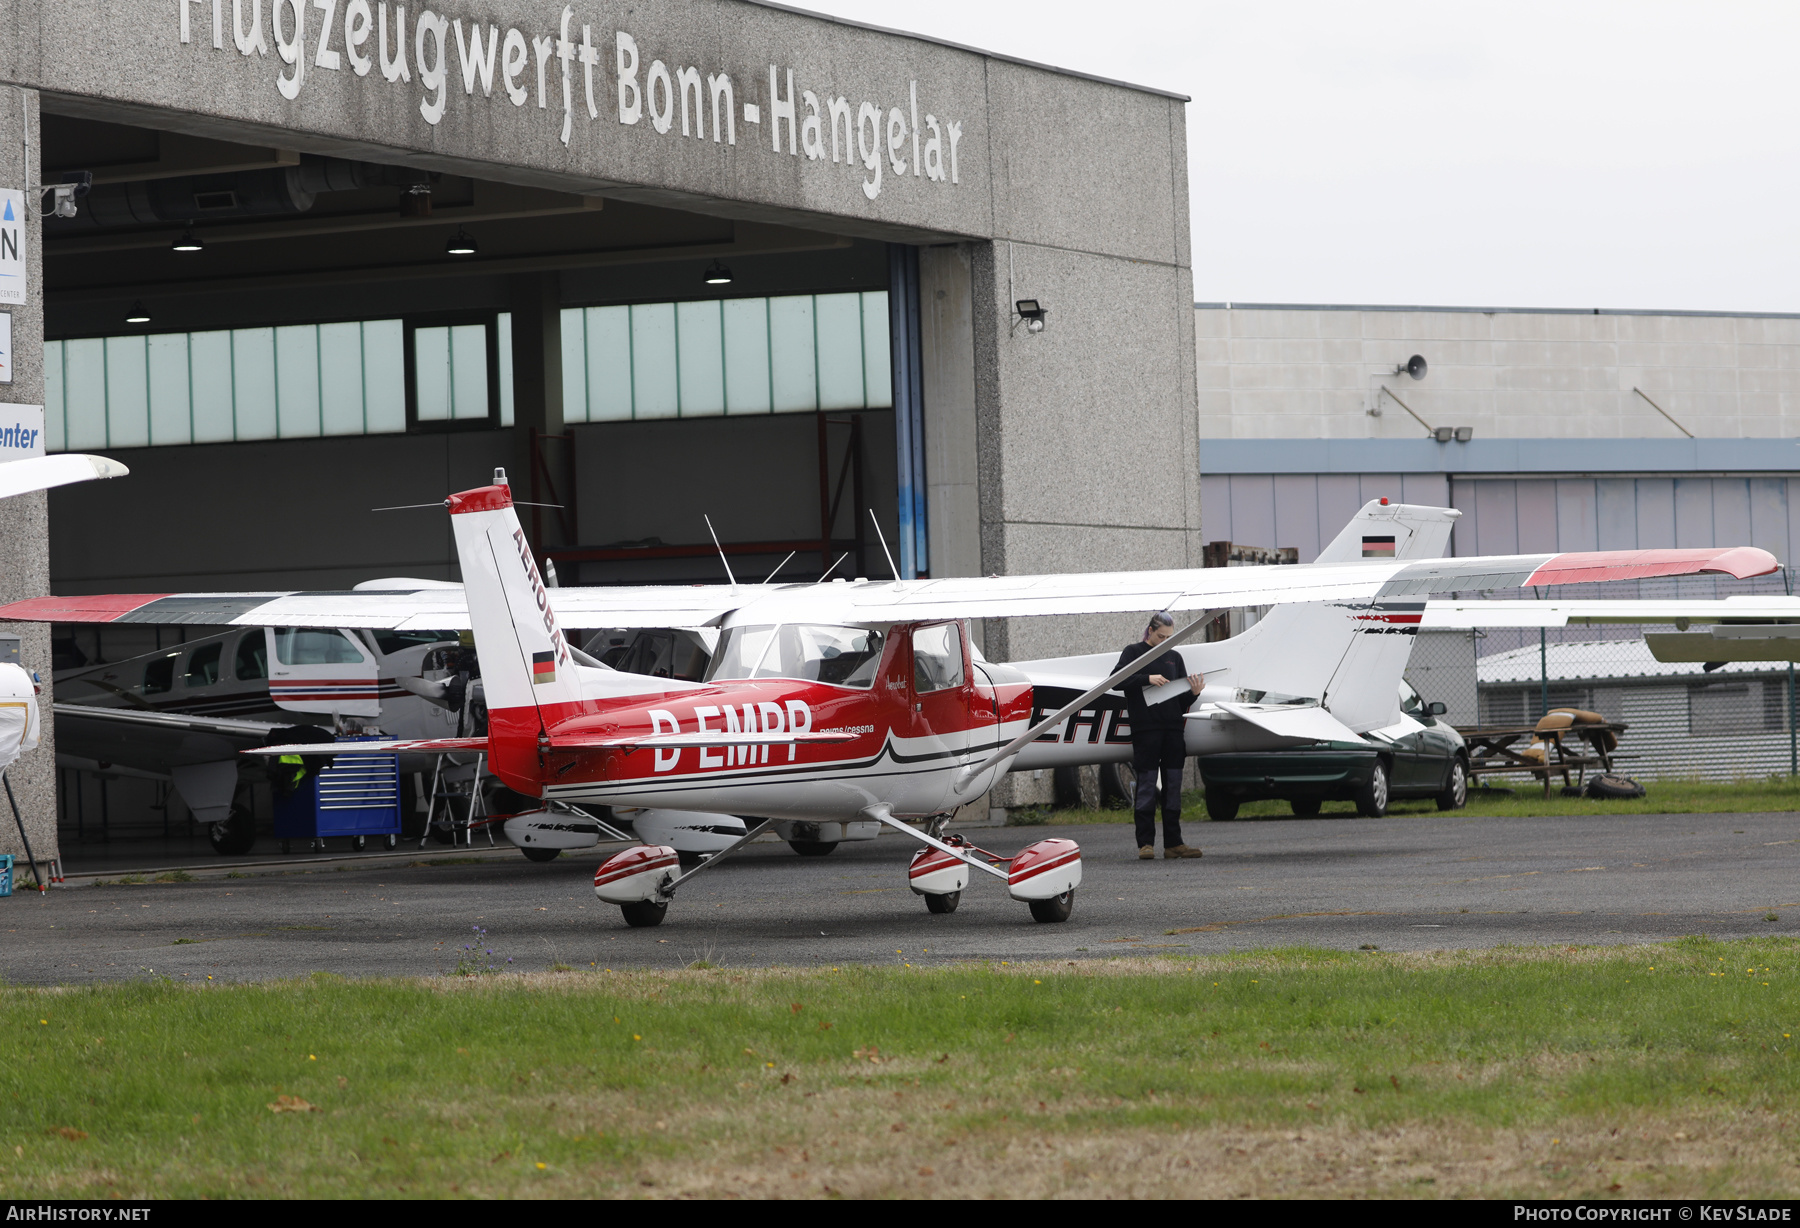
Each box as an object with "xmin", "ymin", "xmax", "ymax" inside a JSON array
[
  {"xmin": 1197, "ymin": 306, "xmax": 1800, "ymax": 443},
  {"xmin": 0, "ymin": 86, "xmax": 57, "ymax": 871}
]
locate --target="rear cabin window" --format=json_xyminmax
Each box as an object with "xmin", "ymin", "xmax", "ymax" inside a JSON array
[
  {"xmin": 273, "ymin": 629, "xmax": 367, "ymax": 666},
  {"xmin": 183, "ymin": 643, "xmax": 222, "ymax": 687},
  {"xmin": 706, "ymin": 625, "xmax": 885, "ymax": 689},
  {"xmin": 235, "ymin": 633, "xmax": 267, "ymax": 680},
  {"xmin": 142, "ymin": 655, "xmax": 176, "ymax": 695}
]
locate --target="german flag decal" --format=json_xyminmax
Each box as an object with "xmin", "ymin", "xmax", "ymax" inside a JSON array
[
  {"xmin": 532, "ymin": 651, "xmax": 556, "ymax": 684},
  {"xmin": 1362, "ymin": 536, "xmax": 1396, "ymax": 558}
]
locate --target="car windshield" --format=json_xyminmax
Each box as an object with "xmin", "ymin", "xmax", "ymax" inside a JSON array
[
  {"xmin": 706, "ymin": 624, "xmax": 885, "ymax": 689},
  {"xmin": 1399, "ymin": 680, "xmax": 1424, "ymax": 713}
]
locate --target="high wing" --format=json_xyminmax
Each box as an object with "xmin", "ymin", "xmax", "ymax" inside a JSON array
[
  {"xmin": 0, "ymin": 545, "xmax": 1778, "ymax": 631},
  {"xmin": 52, "ymin": 703, "xmax": 280, "ymax": 772},
  {"xmin": 0, "ymin": 454, "xmax": 129, "ymax": 500}
]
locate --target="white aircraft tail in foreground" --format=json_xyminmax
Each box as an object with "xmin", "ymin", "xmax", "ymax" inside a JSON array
[{"xmin": 1012, "ymin": 499, "xmax": 1462, "ymax": 768}]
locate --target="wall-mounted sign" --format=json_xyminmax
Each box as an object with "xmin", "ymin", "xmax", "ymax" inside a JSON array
[
  {"xmin": 0, "ymin": 190, "xmax": 24, "ymax": 307},
  {"xmin": 0, "ymin": 404, "xmax": 43, "ymax": 460},
  {"xmin": 0, "ymin": 312, "xmax": 10, "ymax": 385},
  {"xmin": 173, "ymin": 4, "xmax": 968, "ymax": 207}
]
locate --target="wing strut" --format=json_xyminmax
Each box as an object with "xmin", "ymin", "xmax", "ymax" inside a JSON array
[{"xmin": 952, "ymin": 608, "xmax": 1224, "ymax": 792}]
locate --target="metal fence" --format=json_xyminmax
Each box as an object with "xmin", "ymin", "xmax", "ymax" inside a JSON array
[{"xmin": 1402, "ymin": 568, "xmax": 1800, "ymax": 783}]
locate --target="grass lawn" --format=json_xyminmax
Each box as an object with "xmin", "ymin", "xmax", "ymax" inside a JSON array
[
  {"xmin": 1020, "ymin": 776, "xmax": 1800, "ymax": 827},
  {"xmin": 2, "ymin": 939, "xmax": 1796, "ymax": 1198}
]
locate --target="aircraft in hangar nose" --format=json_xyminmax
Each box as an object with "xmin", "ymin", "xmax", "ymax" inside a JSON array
[{"xmin": 173, "ymin": 470, "xmax": 1781, "ymax": 930}]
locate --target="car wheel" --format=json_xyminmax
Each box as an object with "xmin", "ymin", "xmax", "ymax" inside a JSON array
[
  {"xmin": 1204, "ymin": 788, "xmax": 1239, "ymax": 822},
  {"xmin": 789, "ymin": 841, "xmax": 838, "ymax": 857},
  {"xmin": 1290, "ymin": 798, "xmax": 1322, "ymax": 817},
  {"xmin": 1436, "ymin": 758, "xmax": 1468, "ymax": 811},
  {"xmin": 1103, "ymin": 762, "xmax": 1137, "ymax": 809},
  {"xmin": 1354, "ymin": 759, "xmax": 1390, "ymax": 818}
]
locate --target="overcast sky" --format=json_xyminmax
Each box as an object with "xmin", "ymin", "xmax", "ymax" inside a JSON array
[{"xmin": 798, "ymin": 1, "xmax": 1800, "ymax": 314}]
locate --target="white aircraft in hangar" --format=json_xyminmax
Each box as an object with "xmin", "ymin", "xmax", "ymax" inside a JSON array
[{"xmin": 9, "ymin": 467, "xmax": 1795, "ymax": 927}]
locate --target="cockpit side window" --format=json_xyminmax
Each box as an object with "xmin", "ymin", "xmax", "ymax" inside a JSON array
[
  {"xmin": 235, "ymin": 633, "xmax": 268, "ymax": 681},
  {"xmin": 912, "ymin": 623, "xmax": 965, "ymax": 694}
]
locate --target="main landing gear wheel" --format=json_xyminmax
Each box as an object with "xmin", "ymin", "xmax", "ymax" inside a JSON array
[
  {"xmin": 1290, "ymin": 798, "xmax": 1322, "ymax": 817},
  {"xmin": 208, "ymin": 806, "xmax": 256, "ymax": 856},
  {"xmin": 789, "ymin": 841, "xmax": 838, "ymax": 857},
  {"xmin": 620, "ymin": 899, "xmax": 668, "ymax": 927},
  {"xmin": 1028, "ymin": 890, "xmax": 1074, "ymax": 923},
  {"xmin": 1355, "ymin": 759, "xmax": 1391, "ymax": 818},
  {"xmin": 924, "ymin": 891, "xmax": 961, "ymax": 915},
  {"xmin": 520, "ymin": 846, "xmax": 561, "ymax": 863}
]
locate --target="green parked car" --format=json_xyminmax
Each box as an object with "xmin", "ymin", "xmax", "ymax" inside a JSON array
[{"xmin": 1198, "ymin": 681, "xmax": 1469, "ymax": 821}]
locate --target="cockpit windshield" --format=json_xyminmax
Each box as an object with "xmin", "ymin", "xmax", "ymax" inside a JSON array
[{"xmin": 705, "ymin": 624, "xmax": 885, "ymax": 689}]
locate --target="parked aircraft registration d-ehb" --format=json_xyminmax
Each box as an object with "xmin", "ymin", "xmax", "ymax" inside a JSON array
[{"xmin": 6, "ymin": 470, "xmax": 1788, "ymax": 928}]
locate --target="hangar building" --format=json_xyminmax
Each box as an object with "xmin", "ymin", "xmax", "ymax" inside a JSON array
[{"xmin": 0, "ymin": 1, "xmax": 1199, "ymax": 867}]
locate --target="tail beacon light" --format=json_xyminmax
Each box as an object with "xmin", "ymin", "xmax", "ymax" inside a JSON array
[
  {"xmin": 1006, "ymin": 838, "xmax": 1083, "ymax": 901},
  {"xmin": 593, "ymin": 845, "xmax": 679, "ymax": 904},
  {"xmin": 908, "ymin": 846, "xmax": 971, "ymax": 897}
]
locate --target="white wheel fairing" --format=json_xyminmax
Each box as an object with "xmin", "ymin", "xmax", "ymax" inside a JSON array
[
  {"xmin": 1007, "ymin": 838, "xmax": 1083, "ymax": 901},
  {"xmin": 503, "ymin": 810, "xmax": 602, "ymax": 850},
  {"xmin": 593, "ymin": 845, "xmax": 679, "ymax": 904}
]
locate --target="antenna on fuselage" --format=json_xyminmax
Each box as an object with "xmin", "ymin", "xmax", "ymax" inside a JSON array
[
  {"xmin": 868, "ymin": 510, "xmax": 900, "ymax": 579},
  {"xmin": 761, "ymin": 551, "xmax": 797, "ymax": 585},
  {"xmin": 815, "ymin": 552, "xmax": 850, "ymax": 583},
  {"xmin": 704, "ymin": 515, "xmax": 738, "ymax": 590}
]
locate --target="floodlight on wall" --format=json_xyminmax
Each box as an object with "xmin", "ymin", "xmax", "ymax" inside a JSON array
[
  {"xmin": 1015, "ymin": 299, "xmax": 1048, "ymax": 334},
  {"xmin": 703, "ymin": 260, "xmax": 733, "ymax": 286},
  {"xmin": 171, "ymin": 227, "xmax": 204, "ymax": 253},
  {"xmin": 445, "ymin": 228, "xmax": 478, "ymax": 256},
  {"xmin": 124, "ymin": 300, "xmax": 151, "ymax": 324},
  {"xmin": 40, "ymin": 170, "xmax": 91, "ymax": 219},
  {"xmin": 1454, "ymin": 426, "xmax": 1473, "ymax": 443}
]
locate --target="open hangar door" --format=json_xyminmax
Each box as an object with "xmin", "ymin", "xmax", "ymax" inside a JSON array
[{"xmin": 36, "ymin": 108, "xmax": 917, "ymax": 853}]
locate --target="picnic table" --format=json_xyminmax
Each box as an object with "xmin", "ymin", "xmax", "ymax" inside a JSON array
[{"xmin": 1459, "ymin": 719, "xmax": 1629, "ymax": 797}]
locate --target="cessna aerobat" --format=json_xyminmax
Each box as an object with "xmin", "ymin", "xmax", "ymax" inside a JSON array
[{"xmin": 7, "ymin": 471, "xmax": 1787, "ymax": 927}]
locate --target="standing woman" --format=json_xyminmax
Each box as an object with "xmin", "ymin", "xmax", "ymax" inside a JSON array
[{"xmin": 1115, "ymin": 612, "xmax": 1205, "ymax": 860}]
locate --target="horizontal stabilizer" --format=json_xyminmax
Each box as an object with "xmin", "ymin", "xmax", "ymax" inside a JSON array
[
  {"xmin": 242, "ymin": 737, "xmax": 489, "ymax": 756},
  {"xmin": 1209, "ymin": 701, "xmax": 1363, "ymax": 745},
  {"xmin": 1644, "ymin": 634, "xmax": 1800, "ymax": 664},
  {"xmin": 556, "ymin": 731, "xmax": 859, "ymax": 751}
]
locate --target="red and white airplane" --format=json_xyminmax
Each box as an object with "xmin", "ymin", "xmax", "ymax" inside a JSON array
[
  {"xmin": 11, "ymin": 467, "xmax": 1794, "ymax": 924},
  {"xmin": 150, "ymin": 470, "xmax": 1774, "ymax": 928}
]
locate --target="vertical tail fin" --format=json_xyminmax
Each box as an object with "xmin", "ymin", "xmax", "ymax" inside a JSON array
[
  {"xmin": 447, "ymin": 469, "xmax": 582, "ymax": 790},
  {"xmin": 1211, "ymin": 501, "xmax": 1461, "ymax": 728}
]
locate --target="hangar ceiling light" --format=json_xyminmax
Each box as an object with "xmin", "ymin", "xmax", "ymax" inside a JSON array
[
  {"xmin": 445, "ymin": 228, "xmax": 478, "ymax": 257},
  {"xmin": 124, "ymin": 301, "xmax": 151, "ymax": 324},
  {"xmin": 171, "ymin": 227, "xmax": 203, "ymax": 253},
  {"xmin": 703, "ymin": 260, "xmax": 733, "ymax": 285}
]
